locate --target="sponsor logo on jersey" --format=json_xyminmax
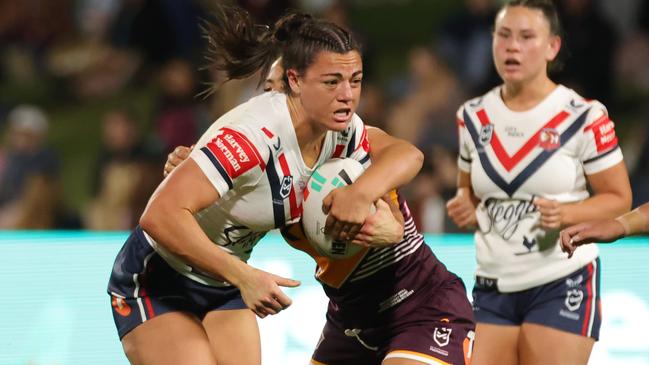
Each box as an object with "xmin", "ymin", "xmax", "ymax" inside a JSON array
[
  {"xmin": 223, "ymin": 225, "xmax": 265, "ymax": 251},
  {"xmin": 111, "ymin": 295, "xmax": 132, "ymax": 317},
  {"xmin": 569, "ymin": 98, "xmax": 584, "ymax": 111},
  {"xmin": 359, "ymin": 126, "xmax": 370, "ymax": 153},
  {"xmin": 279, "ymin": 175, "xmax": 293, "ymax": 199},
  {"xmin": 206, "ymin": 128, "xmax": 261, "ymax": 178},
  {"xmin": 539, "ymin": 128, "xmax": 560, "ymax": 150},
  {"xmin": 483, "ymin": 197, "xmax": 537, "ymax": 240},
  {"xmin": 272, "ymin": 137, "xmax": 282, "ymax": 151},
  {"xmin": 588, "ymin": 116, "xmax": 617, "ymax": 153},
  {"xmin": 469, "ymin": 96, "xmax": 484, "ymax": 108},
  {"xmin": 565, "ymin": 288, "xmax": 584, "ymax": 311},
  {"xmin": 479, "ymin": 124, "xmax": 493, "ymax": 146},
  {"xmin": 434, "ymin": 327, "xmax": 452, "ymax": 347},
  {"xmin": 505, "ymin": 126, "xmax": 524, "ymax": 137},
  {"xmin": 378, "ymin": 288, "xmax": 414, "ymax": 313}
]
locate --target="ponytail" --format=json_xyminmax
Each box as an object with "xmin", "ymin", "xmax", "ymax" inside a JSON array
[{"xmin": 202, "ymin": 5, "xmax": 279, "ymax": 89}]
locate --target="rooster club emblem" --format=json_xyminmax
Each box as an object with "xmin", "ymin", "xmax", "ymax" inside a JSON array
[{"xmin": 539, "ymin": 128, "xmax": 560, "ymax": 150}]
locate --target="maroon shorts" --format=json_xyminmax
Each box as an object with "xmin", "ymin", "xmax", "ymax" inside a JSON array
[{"xmin": 311, "ymin": 277, "xmax": 475, "ymax": 365}]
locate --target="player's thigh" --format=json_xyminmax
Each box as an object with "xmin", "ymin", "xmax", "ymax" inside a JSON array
[
  {"xmin": 471, "ymin": 323, "xmax": 519, "ymax": 365},
  {"xmin": 202, "ymin": 308, "xmax": 261, "ymax": 365},
  {"xmin": 121, "ymin": 311, "xmax": 216, "ymax": 365},
  {"xmin": 519, "ymin": 322, "xmax": 594, "ymax": 365}
]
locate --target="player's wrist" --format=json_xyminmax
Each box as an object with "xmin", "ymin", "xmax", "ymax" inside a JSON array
[
  {"xmin": 615, "ymin": 208, "xmax": 649, "ymax": 237},
  {"xmin": 348, "ymin": 180, "xmax": 379, "ymax": 204}
]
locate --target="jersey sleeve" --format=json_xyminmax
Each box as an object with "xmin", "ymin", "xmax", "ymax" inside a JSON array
[
  {"xmin": 456, "ymin": 105, "xmax": 472, "ymax": 173},
  {"xmin": 190, "ymin": 125, "xmax": 268, "ymax": 197},
  {"xmin": 338, "ymin": 114, "xmax": 372, "ymax": 168},
  {"xmin": 578, "ymin": 102, "xmax": 623, "ymax": 175}
]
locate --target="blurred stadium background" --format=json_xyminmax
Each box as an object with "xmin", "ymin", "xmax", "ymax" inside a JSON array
[{"xmin": 0, "ymin": 0, "xmax": 648, "ymax": 364}]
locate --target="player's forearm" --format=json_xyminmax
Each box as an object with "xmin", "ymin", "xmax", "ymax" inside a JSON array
[
  {"xmin": 139, "ymin": 201, "xmax": 251, "ymax": 285},
  {"xmin": 561, "ymin": 192, "xmax": 631, "ymax": 227},
  {"xmin": 353, "ymin": 141, "xmax": 423, "ymax": 202}
]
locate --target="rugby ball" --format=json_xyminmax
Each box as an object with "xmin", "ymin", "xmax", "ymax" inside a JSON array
[{"xmin": 302, "ymin": 158, "xmax": 371, "ymax": 259}]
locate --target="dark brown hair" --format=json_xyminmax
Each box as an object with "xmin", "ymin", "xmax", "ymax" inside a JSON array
[
  {"xmin": 503, "ymin": 0, "xmax": 562, "ymax": 36},
  {"xmin": 202, "ymin": 5, "xmax": 361, "ymax": 92}
]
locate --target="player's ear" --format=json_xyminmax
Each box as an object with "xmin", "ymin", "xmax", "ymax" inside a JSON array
[
  {"xmin": 546, "ymin": 35, "xmax": 561, "ymax": 62},
  {"xmin": 286, "ymin": 69, "xmax": 300, "ymax": 95}
]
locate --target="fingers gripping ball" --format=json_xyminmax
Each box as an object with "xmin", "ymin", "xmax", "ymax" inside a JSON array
[{"xmin": 302, "ymin": 158, "xmax": 374, "ymax": 259}]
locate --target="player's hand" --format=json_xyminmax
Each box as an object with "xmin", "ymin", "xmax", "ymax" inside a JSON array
[
  {"xmin": 238, "ymin": 267, "xmax": 300, "ymax": 319},
  {"xmin": 560, "ymin": 219, "xmax": 625, "ymax": 258},
  {"xmin": 446, "ymin": 188, "xmax": 477, "ymax": 228},
  {"xmin": 164, "ymin": 145, "xmax": 193, "ymax": 177},
  {"xmin": 322, "ymin": 185, "xmax": 373, "ymax": 242},
  {"xmin": 352, "ymin": 198, "xmax": 404, "ymax": 247},
  {"xmin": 534, "ymin": 197, "xmax": 563, "ymax": 229}
]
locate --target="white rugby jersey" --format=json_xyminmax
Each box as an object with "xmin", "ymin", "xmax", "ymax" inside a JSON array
[
  {"xmin": 144, "ymin": 92, "xmax": 372, "ymax": 286},
  {"xmin": 457, "ymin": 85, "xmax": 622, "ymax": 292}
]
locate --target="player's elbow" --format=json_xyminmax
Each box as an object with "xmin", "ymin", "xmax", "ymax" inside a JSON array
[
  {"xmin": 399, "ymin": 144, "xmax": 424, "ymax": 174},
  {"xmin": 139, "ymin": 206, "xmax": 159, "ymax": 236},
  {"xmin": 411, "ymin": 146, "xmax": 424, "ymax": 171},
  {"xmin": 607, "ymin": 187, "xmax": 633, "ymax": 217},
  {"xmin": 139, "ymin": 197, "xmax": 170, "ymax": 237},
  {"xmin": 618, "ymin": 189, "xmax": 633, "ymax": 214}
]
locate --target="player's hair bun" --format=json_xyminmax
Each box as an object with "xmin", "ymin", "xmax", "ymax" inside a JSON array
[{"xmin": 273, "ymin": 12, "xmax": 313, "ymax": 43}]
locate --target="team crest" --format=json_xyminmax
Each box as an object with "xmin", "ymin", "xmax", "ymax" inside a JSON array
[
  {"xmin": 539, "ymin": 128, "xmax": 560, "ymax": 150},
  {"xmin": 565, "ymin": 289, "xmax": 584, "ymax": 311},
  {"xmin": 433, "ymin": 327, "xmax": 452, "ymax": 347},
  {"xmin": 479, "ymin": 124, "xmax": 494, "ymax": 146},
  {"xmin": 280, "ymin": 175, "xmax": 293, "ymax": 199}
]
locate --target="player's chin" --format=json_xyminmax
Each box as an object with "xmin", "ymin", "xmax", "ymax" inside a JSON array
[{"xmin": 327, "ymin": 118, "xmax": 351, "ymax": 131}]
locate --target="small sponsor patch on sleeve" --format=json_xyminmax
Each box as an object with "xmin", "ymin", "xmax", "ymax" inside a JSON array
[
  {"xmin": 204, "ymin": 128, "xmax": 262, "ymax": 179},
  {"xmin": 359, "ymin": 126, "xmax": 370, "ymax": 154},
  {"xmin": 587, "ymin": 116, "xmax": 618, "ymax": 153}
]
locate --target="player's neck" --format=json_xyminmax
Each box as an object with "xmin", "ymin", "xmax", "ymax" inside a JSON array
[
  {"xmin": 501, "ymin": 75, "xmax": 557, "ymax": 112},
  {"xmin": 286, "ymin": 95, "xmax": 326, "ymax": 168}
]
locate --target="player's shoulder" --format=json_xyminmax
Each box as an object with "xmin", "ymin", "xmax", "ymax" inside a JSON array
[
  {"xmin": 458, "ymin": 86, "xmax": 500, "ymax": 115},
  {"xmin": 556, "ymin": 85, "xmax": 608, "ymax": 117}
]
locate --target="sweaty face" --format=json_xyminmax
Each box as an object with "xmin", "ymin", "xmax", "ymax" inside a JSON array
[
  {"xmin": 294, "ymin": 50, "xmax": 363, "ymax": 132},
  {"xmin": 492, "ymin": 6, "xmax": 560, "ymax": 85}
]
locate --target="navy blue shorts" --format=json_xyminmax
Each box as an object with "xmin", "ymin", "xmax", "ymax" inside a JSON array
[
  {"xmin": 472, "ymin": 258, "xmax": 601, "ymax": 340},
  {"xmin": 312, "ymin": 277, "xmax": 475, "ymax": 365},
  {"xmin": 107, "ymin": 226, "xmax": 246, "ymax": 339}
]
